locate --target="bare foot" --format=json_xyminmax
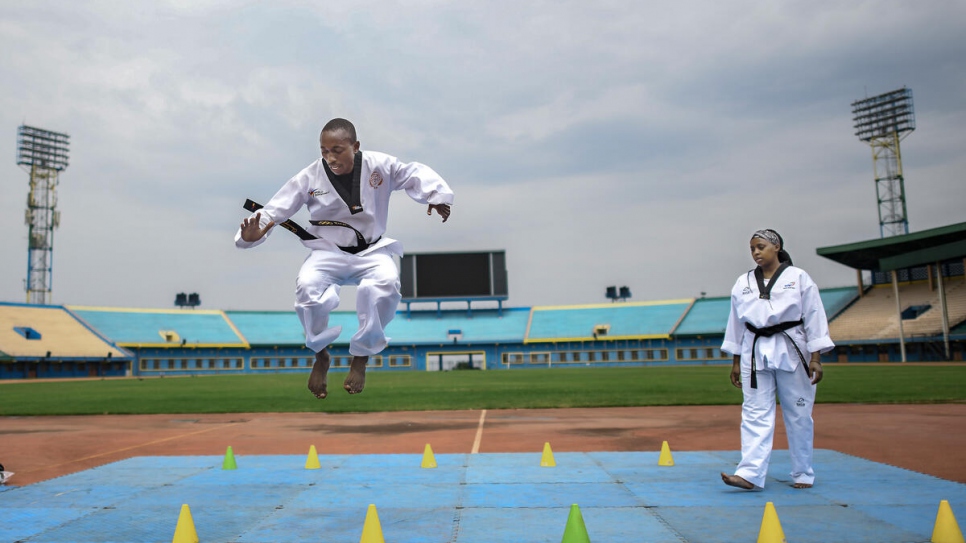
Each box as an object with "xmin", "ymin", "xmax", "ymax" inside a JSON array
[
  {"xmin": 721, "ymin": 473, "xmax": 755, "ymax": 490},
  {"xmin": 344, "ymin": 356, "xmax": 368, "ymax": 394},
  {"xmin": 307, "ymin": 349, "xmax": 330, "ymax": 399},
  {"xmin": 793, "ymin": 482, "xmax": 813, "ymax": 489}
]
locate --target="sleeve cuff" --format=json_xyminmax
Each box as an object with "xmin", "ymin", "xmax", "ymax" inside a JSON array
[
  {"xmin": 721, "ymin": 340, "xmax": 741, "ymax": 356},
  {"xmin": 806, "ymin": 337, "xmax": 835, "ymax": 354}
]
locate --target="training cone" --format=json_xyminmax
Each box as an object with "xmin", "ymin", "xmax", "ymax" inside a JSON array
[
  {"xmin": 757, "ymin": 502, "xmax": 787, "ymax": 543},
  {"xmin": 421, "ymin": 443, "xmax": 437, "ymax": 469},
  {"xmin": 658, "ymin": 440, "xmax": 674, "ymax": 466},
  {"xmin": 359, "ymin": 504, "xmax": 386, "ymax": 543},
  {"xmin": 222, "ymin": 445, "xmax": 237, "ymax": 470},
  {"xmin": 541, "ymin": 442, "xmax": 556, "ymax": 467},
  {"xmin": 171, "ymin": 504, "xmax": 199, "ymax": 543},
  {"xmin": 305, "ymin": 445, "xmax": 321, "ymax": 470},
  {"xmin": 932, "ymin": 500, "xmax": 965, "ymax": 543},
  {"xmin": 560, "ymin": 503, "xmax": 591, "ymax": 543}
]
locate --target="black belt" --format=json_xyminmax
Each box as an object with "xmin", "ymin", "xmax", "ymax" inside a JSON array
[
  {"xmin": 308, "ymin": 219, "xmax": 379, "ymax": 255},
  {"xmin": 745, "ymin": 319, "xmax": 808, "ymax": 389},
  {"xmin": 242, "ymin": 199, "xmax": 377, "ymax": 254}
]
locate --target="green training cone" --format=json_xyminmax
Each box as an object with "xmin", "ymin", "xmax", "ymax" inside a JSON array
[
  {"xmin": 561, "ymin": 503, "xmax": 591, "ymax": 543},
  {"xmin": 222, "ymin": 445, "xmax": 237, "ymax": 470}
]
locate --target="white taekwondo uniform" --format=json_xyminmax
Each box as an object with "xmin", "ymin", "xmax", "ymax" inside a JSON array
[
  {"xmin": 721, "ymin": 265, "xmax": 834, "ymax": 488},
  {"xmin": 235, "ymin": 150, "xmax": 454, "ymax": 356}
]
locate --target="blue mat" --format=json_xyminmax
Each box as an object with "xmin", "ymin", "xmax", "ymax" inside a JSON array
[{"xmin": 2, "ymin": 449, "xmax": 963, "ymax": 542}]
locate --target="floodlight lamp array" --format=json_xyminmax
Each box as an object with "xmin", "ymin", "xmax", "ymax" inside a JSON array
[
  {"xmin": 851, "ymin": 87, "xmax": 915, "ymax": 142},
  {"xmin": 17, "ymin": 125, "xmax": 70, "ymax": 171}
]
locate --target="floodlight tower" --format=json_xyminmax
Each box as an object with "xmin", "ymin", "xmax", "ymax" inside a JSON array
[
  {"xmin": 16, "ymin": 125, "xmax": 70, "ymax": 305},
  {"xmin": 851, "ymin": 87, "xmax": 915, "ymax": 238}
]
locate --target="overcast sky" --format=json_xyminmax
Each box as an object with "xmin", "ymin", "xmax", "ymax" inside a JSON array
[{"xmin": 1, "ymin": 1, "xmax": 964, "ymax": 312}]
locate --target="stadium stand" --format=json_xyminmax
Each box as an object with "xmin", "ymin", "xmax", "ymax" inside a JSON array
[
  {"xmin": 387, "ymin": 307, "xmax": 529, "ymax": 345},
  {"xmin": 0, "ymin": 302, "xmax": 131, "ymax": 378},
  {"xmin": 829, "ymin": 279, "xmax": 966, "ymax": 342},
  {"xmin": 70, "ymin": 307, "xmax": 248, "ymax": 348},
  {"xmin": 525, "ymin": 299, "xmax": 693, "ymax": 342},
  {"xmin": 226, "ymin": 311, "xmax": 308, "ymax": 346},
  {"xmin": 0, "ymin": 280, "xmax": 957, "ymax": 379}
]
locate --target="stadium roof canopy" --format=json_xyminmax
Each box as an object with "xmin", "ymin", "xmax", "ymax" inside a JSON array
[{"xmin": 816, "ymin": 221, "xmax": 966, "ymax": 271}]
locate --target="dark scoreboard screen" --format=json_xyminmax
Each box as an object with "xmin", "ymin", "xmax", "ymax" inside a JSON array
[{"xmin": 400, "ymin": 251, "xmax": 508, "ymax": 300}]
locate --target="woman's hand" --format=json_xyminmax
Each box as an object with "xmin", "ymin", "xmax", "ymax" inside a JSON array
[
  {"xmin": 809, "ymin": 356, "xmax": 824, "ymax": 385},
  {"xmin": 729, "ymin": 356, "xmax": 742, "ymax": 389}
]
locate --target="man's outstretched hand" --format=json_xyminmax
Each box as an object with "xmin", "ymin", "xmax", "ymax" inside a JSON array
[
  {"xmin": 427, "ymin": 204, "xmax": 451, "ymax": 223},
  {"xmin": 240, "ymin": 212, "xmax": 276, "ymax": 242}
]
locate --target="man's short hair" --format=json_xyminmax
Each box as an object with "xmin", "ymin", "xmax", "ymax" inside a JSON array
[{"xmin": 322, "ymin": 118, "xmax": 357, "ymax": 142}]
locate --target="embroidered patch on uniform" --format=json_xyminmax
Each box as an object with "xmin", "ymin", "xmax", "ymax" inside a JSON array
[
  {"xmin": 742, "ymin": 287, "xmax": 753, "ymax": 295},
  {"xmin": 796, "ymin": 397, "xmax": 806, "ymax": 407},
  {"xmin": 783, "ymin": 282, "xmax": 797, "ymax": 290},
  {"xmin": 309, "ymin": 188, "xmax": 328, "ymax": 197},
  {"xmin": 368, "ymin": 171, "xmax": 384, "ymax": 188}
]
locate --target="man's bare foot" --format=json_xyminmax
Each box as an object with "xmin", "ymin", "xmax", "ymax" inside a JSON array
[
  {"xmin": 307, "ymin": 349, "xmax": 330, "ymax": 399},
  {"xmin": 344, "ymin": 356, "xmax": 368, "ymax": 394},
  {"xmin": 793, "ymin": 482, "xmax": 813, "ymax": 489},
  {"xmin": 721, "ymin": 473, "xmax": 755, "ymax": 490}
]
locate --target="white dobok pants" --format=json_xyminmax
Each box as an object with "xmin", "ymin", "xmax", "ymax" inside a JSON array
[
  {"xmin": 294, "ymin": 247, "xmax": 400, "ymax": 356},
  {"xmin": 735, "ymin": 362, "xmax": 816, "ymax": 488}
]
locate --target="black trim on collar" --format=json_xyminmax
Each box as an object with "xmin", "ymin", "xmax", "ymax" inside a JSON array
[
  {"xmin": 322, "ymin": 151, "xmax": 364, "ymax": 215},
  {"xmin": 754, "ymin": 262, "xmax": 790, "ymax": 300}
]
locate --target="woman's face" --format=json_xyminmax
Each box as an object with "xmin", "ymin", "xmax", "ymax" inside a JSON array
[{"xmin": 750, "ymin": 236, "xmax": 781, "ymax": 268}]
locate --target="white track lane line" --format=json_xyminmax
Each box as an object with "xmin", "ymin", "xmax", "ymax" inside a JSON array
[{"xmin": 471, "ymin": 409, "xmax": 486, "ymax": 454}]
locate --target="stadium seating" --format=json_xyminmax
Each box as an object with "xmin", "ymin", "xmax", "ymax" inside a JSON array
[
  {"xmin": 828, "ymin": 279, "xmax": 966, "ymax": 341},
  {"xmin": 70, "ymin": 307, "xmax": 248, "ymax": 348},
  {"xmin": 387, "ymin": 307, "xmax": 529, "ymax": 344},
  {"xmin": 526, "ymin": 299, "xmax": 693, "ymax": 342},
  {"xmin": 0, "ymin": 303, "xmax": 128, "ymax": 360}
]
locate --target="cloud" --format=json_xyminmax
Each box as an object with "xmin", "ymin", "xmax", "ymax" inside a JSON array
[{"xmin": 0, "ymin": 0, "xmax": 964, "ymax": 313}]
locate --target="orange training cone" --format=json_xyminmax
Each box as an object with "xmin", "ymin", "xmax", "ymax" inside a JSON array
[
  {"xmin": 757, "ymin": 502, "xmax": 787, "ymax": 543},
  {"xmin": 305, "ymin": 445, "xmax": 321, "ymax": 470},
  {"xmin": 658, "ymin": 440, "xmax": 674, "ymax": 466},
  {"xmin": 421, "ymin": 443, "xmax": 437, "ymax": 468},
  {"xmin": 222, "ymin": 445, "xmax": 237, "ymax": 470},
  {"xmin": 560, "ymin": 503, "xmax": 591, "ymax": 543},
  {"xmin": 171, "ymin": 504, "xmax": 199, "ymax": 543},
  {"xmin": 932, "ymin": 500, "xmax": 965, "ymax": 543},
  {"xmin": 359, "ymin": 504, "xmax": 386, "ymax": 543},
  {"xmin": 541, "ymin": 442, "xmax": 556, "ymax": 467}
]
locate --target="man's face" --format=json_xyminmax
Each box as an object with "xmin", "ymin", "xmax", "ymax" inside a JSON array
[{"xmin": 319, "ymin": 129, "xmax": 359, "ymax": 174}]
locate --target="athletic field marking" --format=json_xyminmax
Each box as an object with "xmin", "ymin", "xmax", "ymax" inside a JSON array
[
  {"xmin": 18, "ymin": 421, "xmax": 245, "ymax": 475},
  {"xmin": 471, "ymin": 409, "xmax": 486, "ymax": 454}
]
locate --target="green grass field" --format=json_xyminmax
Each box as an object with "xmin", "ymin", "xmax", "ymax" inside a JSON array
[{"xmin": 1, "ymin": 364, "xmax": 964, "ymax": 416}]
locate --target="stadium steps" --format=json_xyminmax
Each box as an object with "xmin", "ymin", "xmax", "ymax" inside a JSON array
[{"xmin": 829, "ymin": 278, "xmax": 966, "ymax": 341}]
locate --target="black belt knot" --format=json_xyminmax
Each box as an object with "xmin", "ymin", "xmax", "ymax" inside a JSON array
[{"xmin": 745, "ymin": 319, "xmax": 808, "ymax": 388}]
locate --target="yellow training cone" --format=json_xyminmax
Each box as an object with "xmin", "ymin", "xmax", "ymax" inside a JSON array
[
  {"xmin": 421, "ymin": 443, "xmax": 437, "ymax": 469},
  {"xmin": 658, "ymin": 440, "xmax": 674, "ymax": 466},
  {"xmin": 757, "ymin": 502, "xmax": 787, "ymax": 543},
  {"xmin": 932, "ymin": 500, "xmax": 965, "ymax": 543},
  {"xmin": 541, "ymin": 442, "xmax": 556, "ymax": 467},
  {"xmin": 305, "ymin": 445, "xmax": 321, "ymax": 470},
  {"xmin": 222, "ymin": 445, "xmax": 237, "ymax": 470},
  {"xmin": 171, "ymin": 504, "xmax": 199, "ymax": 543},
  {"xmin": 359, "ymin": 504, "xmax": 385, "ymax": 543},
  {"xmin": 560, "ymin": 503, "xmax": 591, "ymax": 543}
]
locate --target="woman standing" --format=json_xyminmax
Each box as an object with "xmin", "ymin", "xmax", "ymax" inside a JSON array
[{"xmin": 720, "ymin": 229, "xmax": 834, "ymax": 490}]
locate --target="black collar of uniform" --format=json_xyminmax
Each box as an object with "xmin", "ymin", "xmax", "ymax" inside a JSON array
[
  {"xmin": 321, "ymin": 151, "xmax": 364, "ymax": 215},
  {"xmin": 754, "ymin": 262, "xmax": 790, "ymax": 300}
]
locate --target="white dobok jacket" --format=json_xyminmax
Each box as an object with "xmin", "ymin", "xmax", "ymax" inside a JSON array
[
  {"xmin": 721, "ymin": 266, "xmax": 835, "ymax": 372},
  {"xmin": 235, "ymin": 151, "xmax": 454, "ymax": 255}
]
